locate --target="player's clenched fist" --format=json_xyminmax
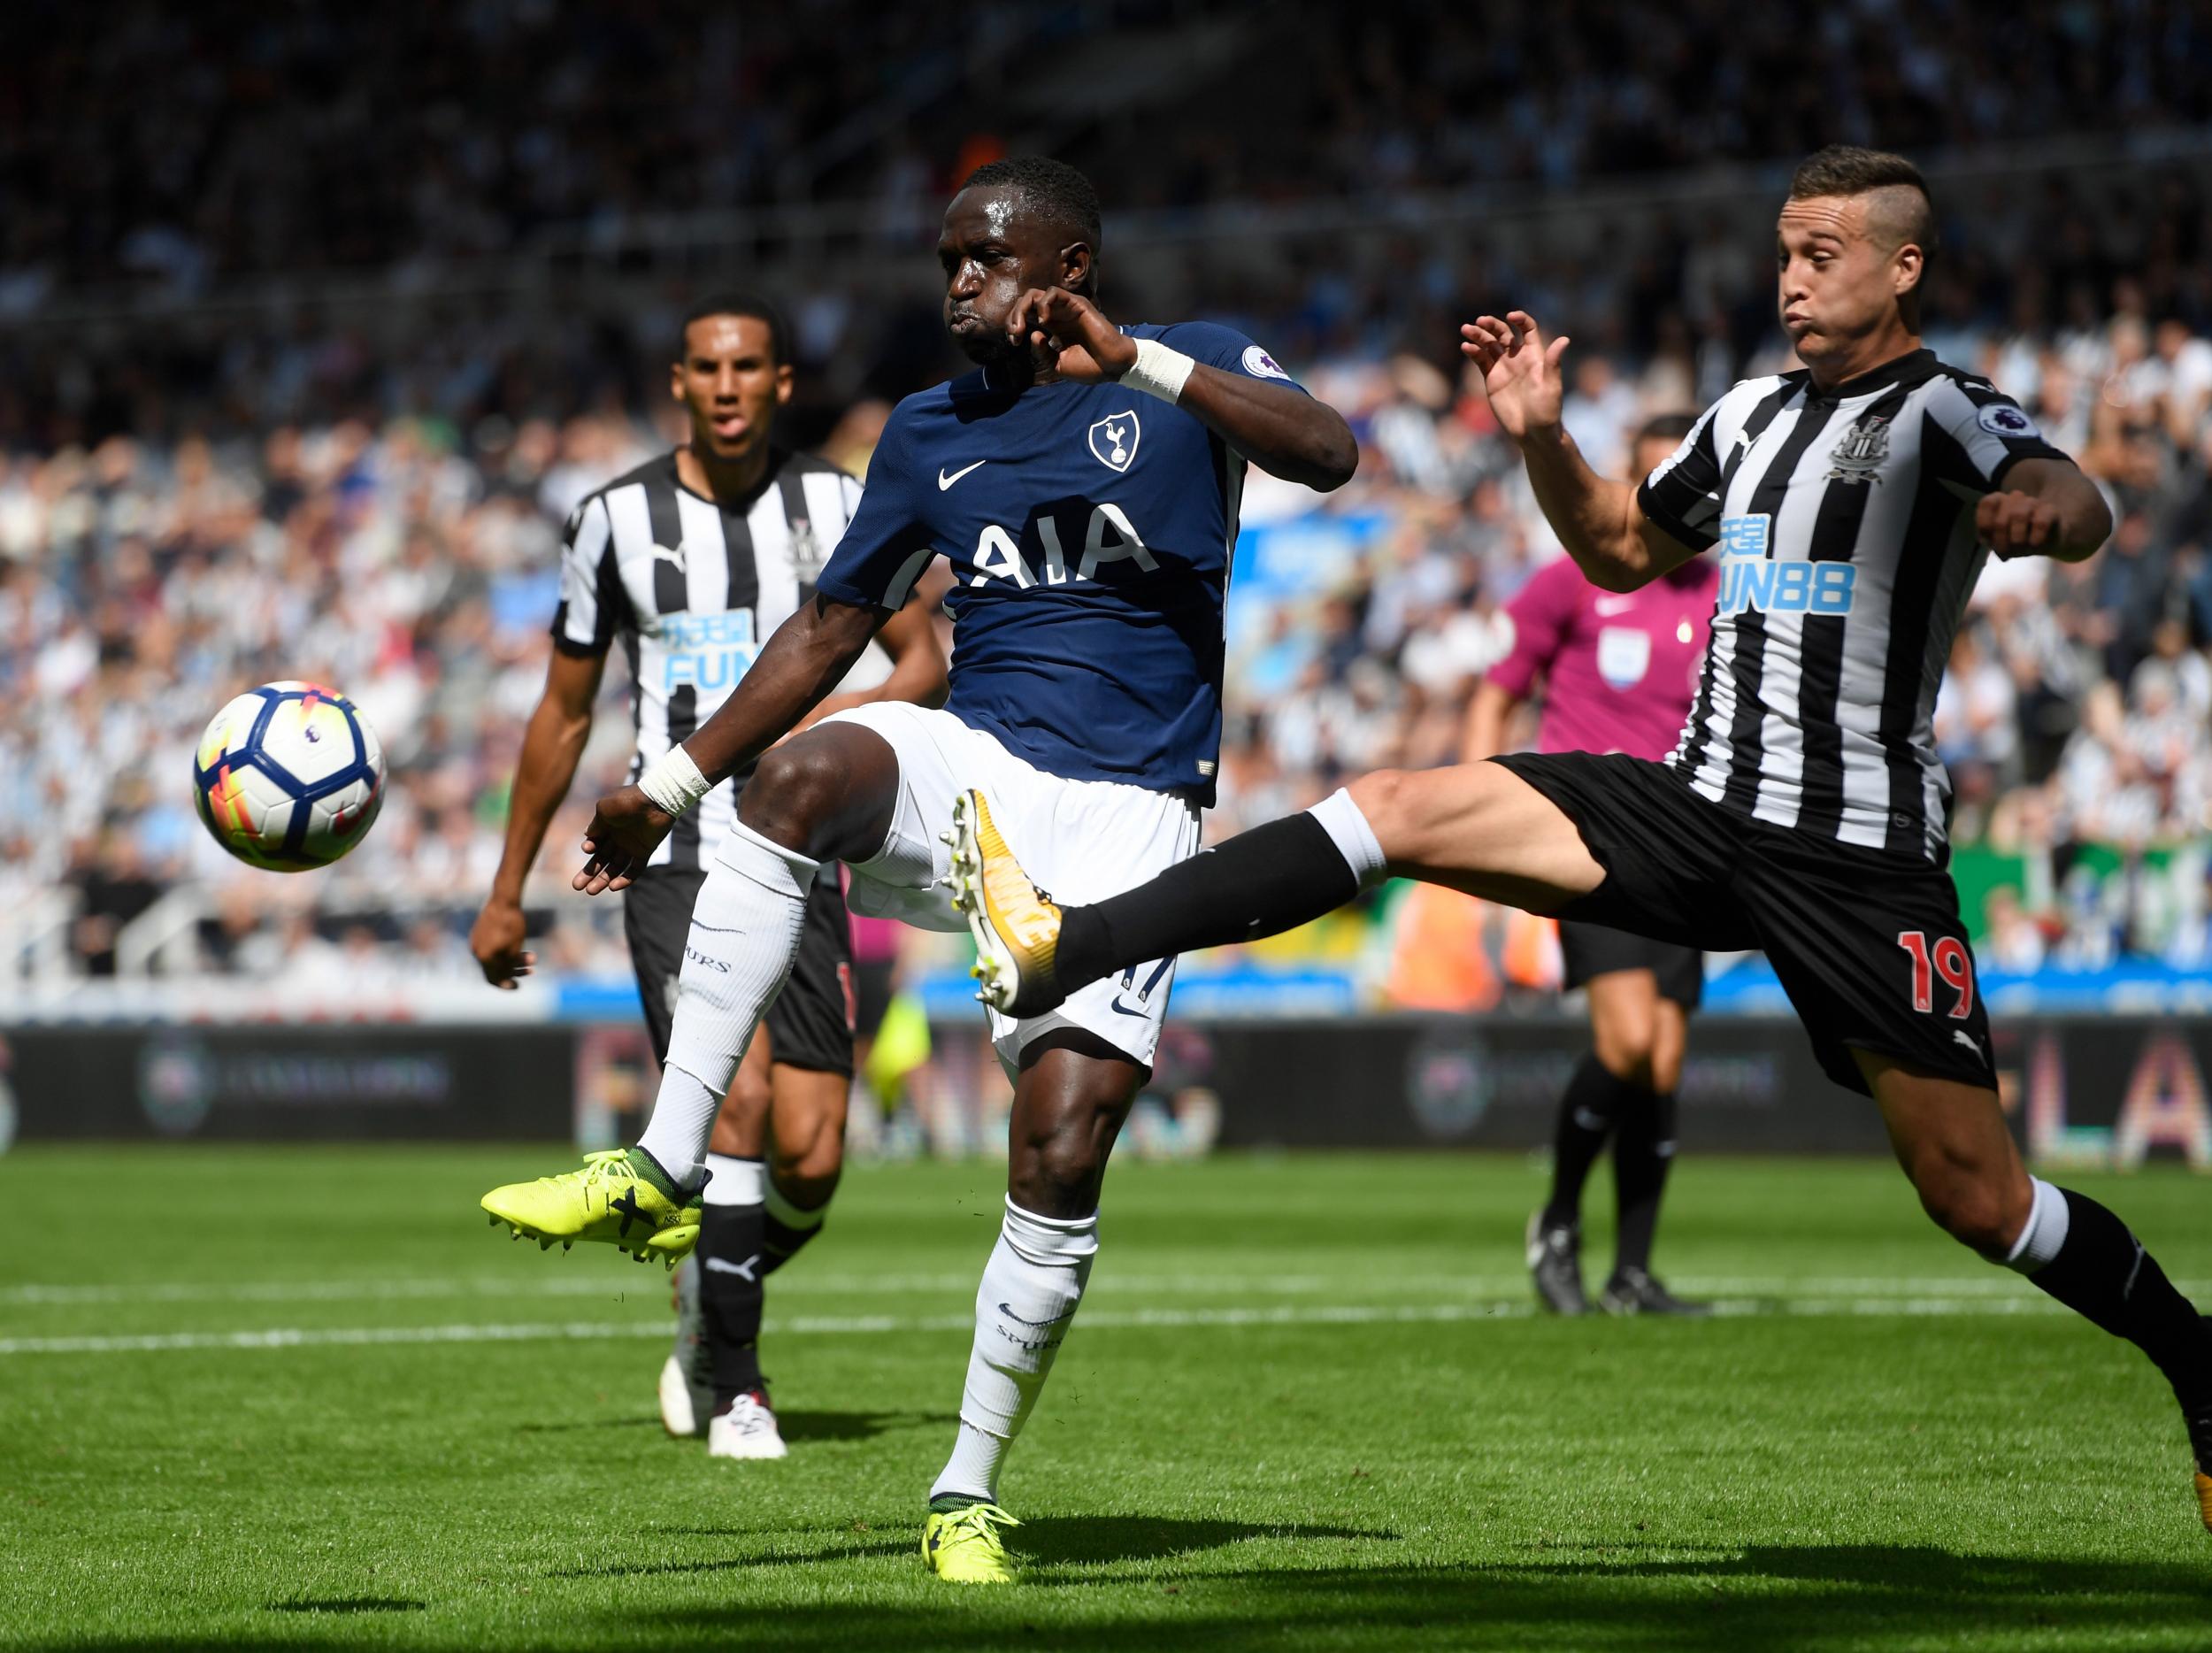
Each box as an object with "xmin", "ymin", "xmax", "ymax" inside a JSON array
[
  {"xmin": 1008, "ymin": 288, "xmax": 1137, "ymax": 382},
  {"xmin": 469, "ymin": 896, "xmax": 534, "ymax": 988},
  {"xmin": 1976, "ymin": 489, "xmax": 2062, "ymax": 557},
  {"xmin": 1460, "ymin": 311, "xmax": 1571, "ymax": 443},
  {"xmin": 573, "ymin": 783, "xmax": 674, "ymax": 895}
]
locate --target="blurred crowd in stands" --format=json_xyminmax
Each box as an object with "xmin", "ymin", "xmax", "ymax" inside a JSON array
[
  {"xmin": 10, "ymin": 281, "xmax": 2211, "ymax": 986},
  {"xmin": 5, "ymin": 0, "xmax": 2212, "ymax": 987},
  {"xmin": 9, "ymin": 0, "xmax": 2210, "ymax": 297}
]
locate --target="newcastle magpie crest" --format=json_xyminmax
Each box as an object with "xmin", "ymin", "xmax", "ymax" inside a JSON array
[
  {"xmin": 787, "ymin": 516, "xmax": 828, "ymax": 581},
  {"xmin": 1088, "ymin": 409, "xmax": 1141, "ymax": 473},
  {"xmin": 1824, "ymin": 413, "xmax": 1892, "ymax": 484}
]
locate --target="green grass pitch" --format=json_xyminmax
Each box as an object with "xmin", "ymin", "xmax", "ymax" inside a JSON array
[{"xmin": 2, "ymin": 1146, "xmax": 2207, "ymax": 1650}]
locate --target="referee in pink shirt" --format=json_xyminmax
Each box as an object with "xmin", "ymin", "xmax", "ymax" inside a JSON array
[{"xmin": 1463, "ymin": 412, "xmax": 1720, "ymax": 1317}]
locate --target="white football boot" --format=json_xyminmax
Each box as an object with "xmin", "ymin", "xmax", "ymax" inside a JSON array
[
  {"xmin": 708, "ymin": 1389, "xmax": 788, "ymax": 1461},
  {"xmin": 657, "ymin": 1256, "xmax": 714, "ymax": 1438}
]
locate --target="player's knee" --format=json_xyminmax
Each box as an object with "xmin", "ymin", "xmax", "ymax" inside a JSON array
[
  {"xmin": 1911, "ymin": 1166, "xmax": 2021, "ymax": 1256},
  {"xmin": 774, "ymin": 1097, "xmax": 847, "ymax": 1182},
  {"xmin": 1593, "ymin": 1017, "xmax": 1659, "ymax": 1089},
  {"xmin": 1346, "ymin": 769, "xmax": 1414, "ymax": 849},
  {"xmin": 709, "ymin": 1069, "xmax": 772, "ymax": 1159},
  {"xmin": 739, "ymin": 737, "xmax": 849, "ymax": 854},
  {"xmin": 1011, "ymin": 1134, "xmax": 1108, "ymax": 1218},
  {"xmin": 772, "ymin": 1164, "xmax": 841, "ymax": 1211}
]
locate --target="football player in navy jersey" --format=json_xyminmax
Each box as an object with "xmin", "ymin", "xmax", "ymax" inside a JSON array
[{"xmin": 479, "ymin": 157, "xmax": 1355, "ymax": 1582}]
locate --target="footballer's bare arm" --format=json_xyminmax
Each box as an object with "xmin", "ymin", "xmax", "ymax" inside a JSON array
[
  {"xmin": 1461, "ymin": 311, "xmax": 1701, "ymax": 592},
  {"xmin": 572, "ymin": 596, "xmax": 881, "ymax": 893},
  {"xmin": 1981, "ymin": 458, "xmax": 2112, "ymax": 564}
]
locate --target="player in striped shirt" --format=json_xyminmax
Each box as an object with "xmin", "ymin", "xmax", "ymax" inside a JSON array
[
  {"xmin": 471, "ymin": 294, "xmax": 944, "ymax": 1462},
  {"xmin": 956, "ymin": 147, "xmax": 2212, "ymax": 1532}
]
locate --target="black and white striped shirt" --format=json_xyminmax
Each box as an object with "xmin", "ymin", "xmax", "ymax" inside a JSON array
[
  {"xmin": 1638, "ymin": 349, "xmax": 2070, "ymax": 861},
  {"xmin": 551, "ymin": 447, "xmax": 874, "ymax": 871}
]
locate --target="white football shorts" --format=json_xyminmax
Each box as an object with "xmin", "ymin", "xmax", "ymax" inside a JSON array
[{"xmin": 818, "ymin": 700, "xmax": 1201, "ymax": 1071}]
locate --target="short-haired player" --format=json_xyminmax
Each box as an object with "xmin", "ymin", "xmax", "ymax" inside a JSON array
[
  {"xmin": 956, "ymin": 148, "xmax": 2212, "ymax": 1534},
  {"xmin": 479, "ymin": 158, "xmax": 1357, "ymax": 1580},
  {"xmin": 471, "ymin": 294, "xmax": 946, "ymax": 1462}
]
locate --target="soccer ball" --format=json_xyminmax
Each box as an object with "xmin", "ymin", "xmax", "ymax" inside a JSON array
[{"xmin": 192, "ymin": 681, "xmax": 386, "ymax": 872}]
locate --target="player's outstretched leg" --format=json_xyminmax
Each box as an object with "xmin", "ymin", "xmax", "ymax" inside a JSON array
[
  {"xmin": 1872, "ymin": 1061, "xmax": 2212, "ymax": 1531},
  {"xmin": 954, "ymin": 765, "xmax": 1605, "ymax": 1018},
  {"xmin": 480, "ymin": 819, "xmax": 818, "ymax": 1264},
  {"xmin": 484, "ymin": 726, "xmax": 897, "ymax": 1264}
]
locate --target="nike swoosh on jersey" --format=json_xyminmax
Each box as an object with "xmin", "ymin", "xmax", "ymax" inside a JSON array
[
  {"xmin": 938, "ymin": 459, "xmax": 988, "ymax": 490},
  {"xmin": 1594, "ymin": 596, "xmax": 1637, "ymax": 616}
]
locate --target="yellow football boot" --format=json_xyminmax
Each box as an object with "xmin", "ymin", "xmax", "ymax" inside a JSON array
[
  {"xmin": 480, "ymin": 1149, "xmax": 701, "ymax": 1267},
  {"xmin": 2195, "ymin": 1469, "xmax": 2210, "ymax": 1533},
  {"xmin": 946, "ymin": 789, "xmax": 1064, "ymax": 1019},
  {"xmin": 922, "ymin": 1500, "xmax": 1021, "ymax": 1585}
]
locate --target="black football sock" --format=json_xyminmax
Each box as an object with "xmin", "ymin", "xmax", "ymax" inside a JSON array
[
  {"xmin": 1540, "ymin": 1055, "xmax": 1634, "ymax": 1231},
  {"xmin": 2022, "ymin": 1189, "xmax": 2209, "ymax": 1419},
  {"xmin": 760, "ymin": 1181, "xmax": 831, "ymax": 1277},
  {"xmin": 696, "ymin": 1200, "xmax": 767, "ymax": 1403},
  {"xmin": 1610, "ymin": 1087, "xmax": 1677, "ymax": 1275},
  {"xmin": 1056, "ymin": 811, "xmax": 1365, "ymax": 993}
]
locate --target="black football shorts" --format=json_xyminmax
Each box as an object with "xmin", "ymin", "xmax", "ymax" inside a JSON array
[
  {"xmin": 624, "ymin": 863, "xmax": 856, "ymax": 1077},
  {"xmin": 1556, "ymin": 919, "xmax": 1704, "ymax": 1011},
  {"xmin": 1492, "ymin": 751, "xmax": 1996, "ymax": 1098}
]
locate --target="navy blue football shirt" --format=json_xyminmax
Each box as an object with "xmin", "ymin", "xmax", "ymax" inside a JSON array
[{"xmin": 813, "ymin": 320, "xmax": 1303, "ymax": 803}]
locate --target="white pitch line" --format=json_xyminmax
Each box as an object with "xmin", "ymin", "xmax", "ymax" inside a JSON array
[
  {"xmin": 0, "ymin": 1295, "xmax": 2090, "ymax": 1357},
  {"xmin": 8, "ymin": 1272, "xmax": 2190, "ymax": 1309}
]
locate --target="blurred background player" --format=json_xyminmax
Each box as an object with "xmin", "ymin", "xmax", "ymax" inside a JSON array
[
  {"xmin": 1463, "ymin": 411, "xmax": 1718, "ymax": 1317},
  {"xmin": 469, "ymin": 294, "xmax": 945, "ymax": 1459}
]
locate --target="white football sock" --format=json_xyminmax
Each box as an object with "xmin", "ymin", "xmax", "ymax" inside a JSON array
[
  {"xmin": 2001, "ymin": 1176, "xmax": 2071, "ymax": 1272},
  {"xmin": 930, "ymin": 1199, "xmax": 1099, "ymax": 1504},
  {"xmin": 701, "ymin": 1153, "xmax": 766, "ymax": 1207},
  {"xmin": 638, "ymin": 822, "xmax": 818, "ymax": 1187},
  {"xmin": 1310, "ymin": 787, "xmax": 1387, "ymax": 889}
]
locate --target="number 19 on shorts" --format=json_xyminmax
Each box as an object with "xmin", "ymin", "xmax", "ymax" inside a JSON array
[{"xmin": 1897, "ymin": 931, "xmax": 1975, "ymax": 1019}]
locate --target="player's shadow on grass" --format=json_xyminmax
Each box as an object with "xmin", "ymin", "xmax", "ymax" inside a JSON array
[
  {"xmin": 630, "ymin": 1542, "xmax": 2211, "ymax": 1652},
  {"xmin": 516, "ymin": 1408, "xmax": 953, "ymax": 1440},
  {"xmin": 777, "ymin": 1407, "xmax": 958, "ymax": 1442},
  {"xmin": 1018, "ymin": 1516, "xmax": 1396, "ymax": 1569}
]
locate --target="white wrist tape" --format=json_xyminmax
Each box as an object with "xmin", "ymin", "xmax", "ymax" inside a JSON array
[
  {"xmin": 1122, "ymin": 337, "xmax": 1195, "ymax": 404},
  {"xmin": 638, "ymin": 743, "xmax": 711, "ymax": 816}
]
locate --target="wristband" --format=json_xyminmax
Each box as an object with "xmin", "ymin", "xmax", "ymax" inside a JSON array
[
  {"xmin": 1121, "ymin": 337, "xmax": 1196, "ymax": 404},
  {"xmin": 638, "ymin": 743, "xmax": 711, "ymax": 816}
]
